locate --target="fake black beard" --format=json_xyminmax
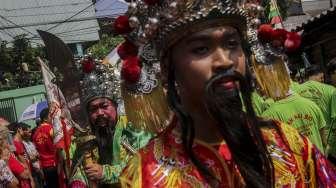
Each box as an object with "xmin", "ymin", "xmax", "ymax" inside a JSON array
[
  {"xmin": 204, "ymin": 69, "xmax": 253, "ymax": 136},
  {"xmin": 204, "ymin": 70, "xmax": 272, "ymax": 188},
  {"xmin": 91, "ymin": 116, "xmax": 115, "ymax": 164}
]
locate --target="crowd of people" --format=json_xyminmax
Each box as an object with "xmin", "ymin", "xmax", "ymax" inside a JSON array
[
  {"xmin": 2, "ymin": 0, "xmax": 336, "ymax": 187},
  {"xmin": 0, "ymin": 108, "xmax": 59, "ymax": 188},
  {"xmin": 1, "ymin": 62, "xmax": 335, "ymax": 187}
]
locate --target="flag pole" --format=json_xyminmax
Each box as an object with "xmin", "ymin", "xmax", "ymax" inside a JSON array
[
  {"xmin": 54, "ymin": 68, "xmax": 71, "ymax": 186},
  {"xmin": 38, "ymin": 57, "xmax": 51, "ymax": 103},
  {"xmin": 38, "ymin": 57, "xmax": 70, "ymax": 186}
]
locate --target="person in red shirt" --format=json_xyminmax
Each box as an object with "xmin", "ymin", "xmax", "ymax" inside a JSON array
[
  {"xmin": 8, "ymin": 154, "xmax": 32, "ymax": 188},
  {"xmin": 8, "ymin": 123, "xmax": 31, "ymax": 167},
  {"xmin": 32, "ymin": 108, "xmax": 58, "ymax": 188},
  {"xmin": 8, "ymin": 122, "xmax": 35, "ymax": 188},
  {"xmin": 1, "ymin": 122, "xmax": 32, "ymax": 188}
]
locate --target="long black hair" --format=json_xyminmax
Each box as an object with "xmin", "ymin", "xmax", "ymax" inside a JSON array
[
  {"xmin": 167, "ymin": 62, "xmax": 219, "ymax": 186},
  {"xmin": 166, "ymin": 43, "xmax": 275, "ymax": 187},
  {"xmin": 204, "ymin": 69, "xmax": 275, "ymax": 187}
]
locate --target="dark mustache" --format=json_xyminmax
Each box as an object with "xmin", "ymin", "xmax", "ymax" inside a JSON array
[
  {"xmin": 204, "ymin": 69, "xmax": 249, "ymax": 117},
  {"xmin": 205, "ymin": 69, "xmax": 248, "ymax": 97},
  {"xmin": 94, "ymin": 116, "xmax": 109, "ymax": 125}
]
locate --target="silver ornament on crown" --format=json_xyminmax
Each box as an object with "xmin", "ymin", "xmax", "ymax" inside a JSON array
[
  {"xmin": 78, "ymin": 58, "xmax": 122, "ymax": 106},
  {"xmin": 245, "ymin": 3, "xmax": 286, "ymax": 65},
  {"xmin": 119, "ymin": 0, "xmax": 249, "ymax": 59},
  {"xmin": 124, "ymin": 43, "xmax": 161, "ymax": 94}
]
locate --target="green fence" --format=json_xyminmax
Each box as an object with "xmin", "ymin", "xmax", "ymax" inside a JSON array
[
  {"xmin": 0, "ymin": 85, "xmax": 46, "ymax": 127},
  {"xmin": 0, "ymin": 98, "xmax": 17, "ymax": 123}
]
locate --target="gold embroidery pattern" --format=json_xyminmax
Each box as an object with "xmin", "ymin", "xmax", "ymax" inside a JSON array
[
  {"xmin": 262, "ymin": 123, "xmax": 317, "ymax": 187},
  {"xmin": 268, "ymin": 144, "xmax": 300, "ymax": 187},
  {"xmin": 152, "ymin": 137, "xmax": 205, "ymax": 187}
]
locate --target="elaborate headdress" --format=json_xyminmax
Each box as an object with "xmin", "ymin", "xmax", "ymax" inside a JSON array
[
  {"xmin": 113, "ymin": 0, "xmax": 302, "ymax": 128},
  {"xmin": 78, "ymin": 56, "xmax": 122, "ymax": 108},
  {"xmin": 114, "ymin": 0, "xmax": 248, "ymax": 59},
  {"xmin": 113, "ymin": 0, "xmax": 252, "ymax": 133},
  {"xmin": 247, "ymin": 22, "xmax": 301, "ymax": 100}
]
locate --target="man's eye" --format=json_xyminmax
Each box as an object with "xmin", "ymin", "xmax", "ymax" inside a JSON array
[
  {"xmin": 89, "ymin": 107, "xmax": 98, "ymax": 113},
  {"xmin": 191, "ymin": 46, "xmax": 209, "ymax": 55},
  {"xmin": 226, "ymin": 40, "xmax": 239, "ymax": 49},
  {"xmin": 100, "ymin": 104, "xmax": 110, "ymax": 109}
]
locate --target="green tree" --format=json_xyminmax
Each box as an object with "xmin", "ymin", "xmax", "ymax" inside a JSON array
[
  {"xmin": 0, "ymin": 35, "xmax": 45, "ymax": 90},
  {"xmin": 12, "ymin": 34, "xmax": 44, "ymax": 71},
  {"xmin": 86, "ymin": 34, "xmax": 124, "ymax": 59},
  {"xmin": 0, "ymin": 41, "xmax": 14, "ymax": 72},
  {"xmin": 12, "ymin": 35, "xmax": 29, "ymax": 68}
]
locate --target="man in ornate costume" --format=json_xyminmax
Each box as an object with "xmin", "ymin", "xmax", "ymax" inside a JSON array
[
  {"xmin": 69, "ymin": 58, "xmax": 152, "ymax": 187},
  {"xmin": 110, "ymin": 0, "xmax": 336, "ymax": 187}
]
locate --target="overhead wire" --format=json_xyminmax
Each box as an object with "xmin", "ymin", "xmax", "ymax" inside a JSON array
[
  {"xmin": 45, "ymin": 1, "xmax": 98, "ymax": 32},
  {"xmin": 28, "ymin": 25, "xmax": 100, "ymax": 40},
  {"xmin": 0, "ymin": 20, "xmax": 15, "ymax": 38},
  {"xmin": 53, "ymin": 26, "xmax": 100, "ymax": 35},
  {"xmin": 0, "ymin": 2, "xmax": 89, "ymax": 11},
  {"xmin": 56, "ymin": 30, "xmax": 100, "ymax": 37},
  {"xmin": 5, "ymin": 8, "xmax": 126, "ymax": 18},
  {"xmin": 0, "ymin": 29, "xmax": 14, "ymax": 39},
  {"xmin": 0, "ymin": 16, "xmax": 98, "ymax": 30},
  {"xmin": 0, "ymin": 0, "xmax": 122, "ymax": 32},
  {"xmin": 0, "ymin": 14, "xmax": 35, "ymax": 36},
  {"xmin": 0, "ymin": 0, "xmax": 122, "ymax": 43}
]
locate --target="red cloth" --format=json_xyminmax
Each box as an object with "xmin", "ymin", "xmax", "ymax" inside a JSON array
[
  {"xmin": 70, "ymin": 180, "xmax": 87, "ymax": 188},
  {"xmin": 13, "ymin": 140, "xmax": 25, "ymax": 156},
  {"xmin": 8, "ymin": 154, "xmax": 24, "ymax": 175},
  {"xmin": 13, "ymin": 139, "xmax": 32, "ymax": 172},
  {"xmin": 32, "ymin": 123, "xmax": 57, "ymax": 168},
  {"xmin": 217, "ymin": 143, "xmax": 232, "ymax": 161},
  {"xmin": 121, "ymin": 119, "xmax": 336, "ymax": 187},
  {"xmin": 8, "ymin": 154, "xmax": 31, "ymax": 188}
]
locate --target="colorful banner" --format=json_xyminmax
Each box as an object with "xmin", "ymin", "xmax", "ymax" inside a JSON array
[
  {"xmin": 38, "ymin": 57, "xmax": 73, "ymax": 148},
  {"xmin": 37, "ymin": 30, "xmax": 87, "ymax": 129}
]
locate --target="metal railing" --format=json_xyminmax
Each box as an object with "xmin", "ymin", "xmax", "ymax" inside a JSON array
[{"xmin": 0, "ymin": 98, "xmax": 17, "ymax": 123}]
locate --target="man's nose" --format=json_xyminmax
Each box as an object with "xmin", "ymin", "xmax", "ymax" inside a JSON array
[
  {"xmin": 211, "ymin": 47, "xmax": 234, "ymax": 72},
  {"xmin": 96, "ymin": 108, "xmax": 104, "ymax": 115}
]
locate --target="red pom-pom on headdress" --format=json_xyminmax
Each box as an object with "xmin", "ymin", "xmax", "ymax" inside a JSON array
[
  {"xmin": 113, "ymin": 16, "xmax": 133, "ymax": 34},
  {"xmin": 82, "ymin": 58, "xmax": 95, "ymax": 73},
  {"xmin": 284, "ymin": 32, "xmax": 301, "ymax": 53},
  {"xmin": 257, "ymin": 24, "xmax": 273, "ymax": 42},
  {"xmin": 258, "ymin": 24, "xmax": 299, "ymax": 51},
  {"xmin": 121, "ymin": 56, "xmax": 141, "ymax": 83},
  {"xmin": 271, "ymin": 29, "xmax": 288, "ymax": 47},
  {"xmin": 117, "ymin": 40, "xmax": 139, "ymax": 60}
]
